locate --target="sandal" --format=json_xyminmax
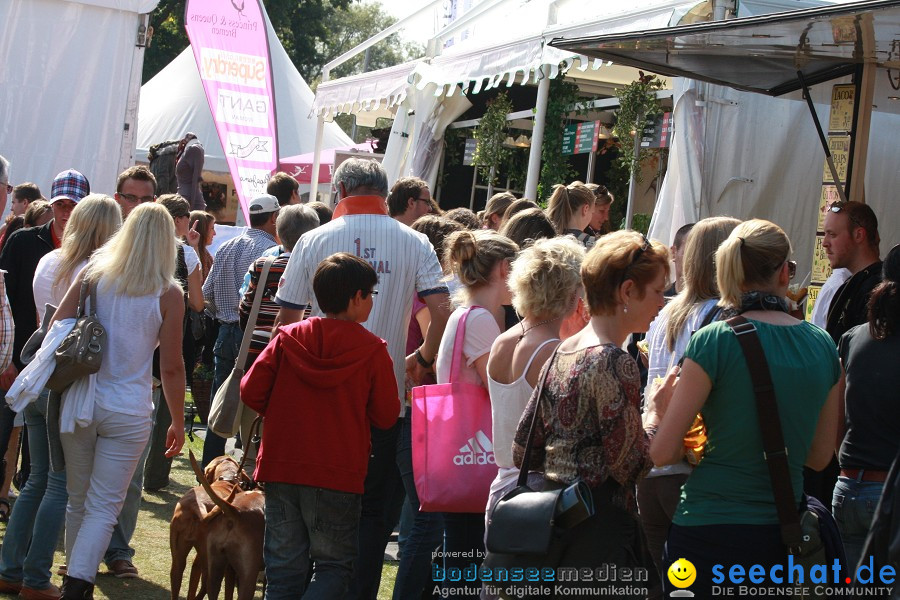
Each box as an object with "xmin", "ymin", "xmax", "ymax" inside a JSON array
[{"xmin": 0, "ymin": 498, "xmax": 10, "ymax": 523}]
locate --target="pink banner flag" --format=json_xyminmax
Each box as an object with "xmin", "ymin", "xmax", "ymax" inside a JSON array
[{"xmin": 184, "ymin": 0, "xmax": 277, "ymax": 224}]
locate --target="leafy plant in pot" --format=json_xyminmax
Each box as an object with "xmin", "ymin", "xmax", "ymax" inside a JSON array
[{"xmin": 191, "ymin": 362, "xmax": 214, "ymax": 424}]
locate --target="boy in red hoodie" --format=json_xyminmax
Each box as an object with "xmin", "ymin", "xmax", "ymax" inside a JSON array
[{"xmin": 241, "ymin": 252, "xmax": 399, "ymax": 599}]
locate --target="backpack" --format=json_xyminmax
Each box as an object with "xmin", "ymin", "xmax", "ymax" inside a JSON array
[{"xmin": 148, "ymin": 139, "xmax": 180, "ymax": 195}]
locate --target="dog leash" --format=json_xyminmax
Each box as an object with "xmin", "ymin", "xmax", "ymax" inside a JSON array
[{"xmin": 237, "ymin": 415, "xmax": 263, "ymax": 491}]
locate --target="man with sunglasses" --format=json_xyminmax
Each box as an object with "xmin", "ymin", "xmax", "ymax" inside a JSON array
[
  {"xmin": 114, "ymin": 166, "xmax": 157, "ymax": 219},
  {"xmin": 822, "ymin": 200, "xmax": 882, "ymax": 344},
  {"xmin": 387, "ymin": 176, "xmax": 435, "ymax": 226}
]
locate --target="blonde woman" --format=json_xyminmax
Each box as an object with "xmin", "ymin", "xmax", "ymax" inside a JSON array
[
  {"xmin": 545, "ymin": 182, "xmax": 596, "ymax": 247},
  {"xmin": 639, "ymin": 216, "xmax": 740, "ymax": 586},
  {"xmin": 651, "ymin": 220, "xmax": 840, "ymax": 598},
  {"xmin": 512, "ymin": 231, "xmax": 669, "ymax": 597},
  {"xmin": 436, "ymin": 229, "xmax": 517, "ymax": 592},
  {"xmin": 485, "ymin": 237, "xmax": 584, "ymax": 526},
  {"xmin": 52, "ymin": 203, "xmax": 186, "ymax": 599},
  {"xmin": 0, "ymin": 196, "xmax": 120, "ymax": 599}
]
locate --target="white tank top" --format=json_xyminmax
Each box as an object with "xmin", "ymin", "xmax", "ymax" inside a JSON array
[
  {"xmin": 92, "ymin": 277, "xmax": 164, "ymax": 418},
  {"xmin": 487, "ymin": 338, "xmax": 559, "ymax": 468}
]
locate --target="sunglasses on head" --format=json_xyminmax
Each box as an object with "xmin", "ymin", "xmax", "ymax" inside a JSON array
[
  {"xmin": 829, "ymin": 201, "xmax": 863, "ymax": 230},
  {"xmin": 621, "ymin": 234, "xmax": 651, "ymax": 284},
  {"xmin": 786, "ymin": 260, "xmax": 797, "ymax": 280}
]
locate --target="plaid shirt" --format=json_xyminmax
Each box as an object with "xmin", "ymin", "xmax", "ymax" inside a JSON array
[
  {"xmin": 0, "ymin": 274, "xmax": 12, "ymax": 372},
  {"xmin": 202, "ymin": 228, "xmax": 277, "ymax": 323}
]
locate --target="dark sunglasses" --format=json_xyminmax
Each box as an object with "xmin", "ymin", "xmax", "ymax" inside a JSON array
[
  {"xmin": 829, "ymin": 201, "xmax": 862, "ymax": 230},
  {"xmin": 786, "ymin": 260, "xmax": 797, "ymax": 280},
  {"xmin": 621, "ymin": 234, "xmax": 651, "ymax": 284},
  {"xmin": 4, "ymin": 184, "xmax": 12, "ymax": 194}
]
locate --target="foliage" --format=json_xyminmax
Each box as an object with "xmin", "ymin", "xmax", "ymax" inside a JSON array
[
  {"xmin": 623, "ymin": 213, "xmax": 652, "ymax": 235},
  {"xmin": 192, "ymin": 361, "xmax": 213, "ymax": 381},
  {"xmin": 502, "ymin": 145, "xmax": 529, "ymax": 192},
  {"xmin": 440, "ymin": 127, "xmax": 465, "ymax": 189},
  {"xmin": 472, "ymin": 92, "xmax": 513, "ymax": 187},
  {"xmin": 141, "ymin": 0, "xmax": 420, "ymax": 87},
  {"xmin": 613, "ymin": 71, "xmax": 666, "ymax": 177},
  {"xmin": 537, "ymin": 78, "xmax": 581, "ymax": 203}
]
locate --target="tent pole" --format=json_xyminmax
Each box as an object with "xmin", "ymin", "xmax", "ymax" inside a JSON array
[
  {"xmin": 524, "ymin": 65, "xmax": 551, "ymax": 201},
  {"xmin": 624, "ymin": 113, "xmax": 642, "ymax": 230},
  {"xmin": 797, "ymin": 70, "xmax": 847, "ymax": 203},
  {"xmin": 310, "ymin": 67, "xmax": 330, "ymax": 205}
]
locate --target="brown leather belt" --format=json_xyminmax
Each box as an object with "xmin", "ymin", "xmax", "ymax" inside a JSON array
[{"xmin": 840, "ymin": 468, "xmax": 889, "ymax": 483}]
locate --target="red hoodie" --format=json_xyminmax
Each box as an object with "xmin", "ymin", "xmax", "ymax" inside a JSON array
[{"xmin": 240, "ymin": 317, "xmax": 399, "ymax": 493}]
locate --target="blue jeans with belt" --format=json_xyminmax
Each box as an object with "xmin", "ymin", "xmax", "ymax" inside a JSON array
[
  {"xmin": 0, "ymin": 391, "xmax": 68, "ymax": 589},
  {"xmin": 833, "ymin": 473, "xmax": 884, "ymax": 572},
  {"xmin": 201, "ymin": 321, "xmax": 242, "ymax": 468}
]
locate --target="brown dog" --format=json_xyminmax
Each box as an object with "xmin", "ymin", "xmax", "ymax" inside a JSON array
[
  {"xmin": 189, "ymin": 451, "xmax": 265, "ymax": 600},
  {"xmin": 170, "ymin": 455, "xmax": 248, "ymax": 600}
]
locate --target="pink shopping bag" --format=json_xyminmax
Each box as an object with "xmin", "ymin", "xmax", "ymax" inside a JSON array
[{"xmin": 411, "ymin": 308, "xmax": 496, "ymax": 513}]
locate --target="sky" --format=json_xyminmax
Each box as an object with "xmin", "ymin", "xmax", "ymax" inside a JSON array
[{"xmin": 370, "ymin": 0, "xmax": 440, "ymax": 43}]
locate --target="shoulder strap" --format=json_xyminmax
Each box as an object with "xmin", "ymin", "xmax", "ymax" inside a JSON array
[
  {"xmin": 236, "ymin": 256, "xmax": 276, "ymax": 368},
  {"xmin": 77, "ymin": 278, "xmax": 93, "ymax": 318},
  {"xmin": 448, "ymin": 306, "xmax": 478, "ymax": 381},
  {"xmin": 516, "ymin": 347, "xmax": 560, "ymax": 487},
  {"xmin": 522, "ymin": 338, "xmax": 560, "ymax": 375},
  {"xmin": 726, "ymin": 315, "xmax": 804, "ymax": 553}
]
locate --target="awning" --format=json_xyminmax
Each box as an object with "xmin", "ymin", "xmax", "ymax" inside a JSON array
[
  {"xmin": 549, "ymin": 0, "xmax": 900, "ymax": 96},
  {"xmin": 311, "ymin": 60, "xmax": 424, "ymax": 123}
]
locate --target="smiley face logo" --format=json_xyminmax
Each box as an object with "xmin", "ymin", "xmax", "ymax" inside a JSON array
[{"xmin": 667, "ymin": 558, "xmax": 697, "ymax": 589}]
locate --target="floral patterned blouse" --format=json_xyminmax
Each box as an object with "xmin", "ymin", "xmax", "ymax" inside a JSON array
[{"xmin": 512, "ymin": 343, "xmax": 652, "ymax": 514}]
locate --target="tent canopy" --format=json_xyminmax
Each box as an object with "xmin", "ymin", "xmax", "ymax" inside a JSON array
[
  {"xmin": 137, "ymin": 15, "xmax": 352, "ymax": 173},
  {"xmin": 550, "ymin": 0, "xmax": 900, "ymax": 96}
]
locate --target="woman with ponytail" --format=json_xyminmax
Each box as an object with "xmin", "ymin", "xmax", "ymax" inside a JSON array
[
  {"xmin": 545, "ymin": 182, "xmax": 596, "ymax": 247},
  {"xmin": 434, "ymin": 229, "xmax": 517, "ymax": 596},
  {"xmin": 834, "ymin": 243, "xmax": 900, "ymax": 569},
  {"xmin": 651, "ymin": 219, "xmax": 841, "ymax": 598}
]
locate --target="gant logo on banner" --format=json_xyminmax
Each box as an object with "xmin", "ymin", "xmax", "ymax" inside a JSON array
[
  {"xmin": 216, "ymin": 89, "xmax": 270, "ymax": 128},
  {"xmin": 454, "ymin": 431, "xmax": 496, "ymax": 465}
]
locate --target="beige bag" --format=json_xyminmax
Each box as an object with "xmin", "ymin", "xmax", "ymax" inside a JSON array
[
  {"xmin": 208, "ymin": 257, "xmax": 273, "ymax": 437},
  {"xmin": 47, "ymin": 279, "xmax": 105, "ymax": 394}
]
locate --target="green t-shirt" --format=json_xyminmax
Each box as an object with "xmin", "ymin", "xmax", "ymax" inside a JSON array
[{"xmin": 673, "ymin": 319, "xmax": 839, "ymax": 526}]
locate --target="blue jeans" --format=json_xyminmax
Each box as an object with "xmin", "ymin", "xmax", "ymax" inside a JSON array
[
  {"xmin": 351, "ymin": 422, "xmax": 405, "ymax": 600},
  {"xmin": 833, "ymin": 475, "xmax": 884, "ymax": 572},
  {"xmin": 393, "ymin": 416, "xmax": 443, "ymax": 600},
  {"xmin": 201, "ymin": 322, "xmax": 242, "ymax": 468},
  {"xmin": 264, "ymin": 483, "xmax": 360, "ymax": 600},
  {"xmin": 0, "ymin": 392, "xmax": 68, "ymax": 589},
  {"xmin": 103, "ymin": 387, "xmax": 159, "ymax": 567}
]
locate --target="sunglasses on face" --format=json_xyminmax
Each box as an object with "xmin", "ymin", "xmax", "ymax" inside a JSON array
[{"xmin": 786, "ymin": 260, "xmax": 797, "ymax": 280}]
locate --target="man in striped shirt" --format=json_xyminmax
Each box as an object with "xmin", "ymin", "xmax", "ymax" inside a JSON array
[
  {"xmin": 200, "ymin": 194, "xmax": 280, "ymax": 467},
  {"xmin": 275, "ymin": 159, "xmax": 451, "ymax": 599}
]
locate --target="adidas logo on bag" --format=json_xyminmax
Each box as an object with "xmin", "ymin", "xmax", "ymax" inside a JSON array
[{"xmin": 453, "ymin": 430, "xmax": 496, "ymax": 465}]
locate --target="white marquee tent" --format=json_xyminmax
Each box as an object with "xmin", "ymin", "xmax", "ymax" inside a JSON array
[{"xmin": 136, "ymin": 16, "xmax": 352, "ymax": 174}]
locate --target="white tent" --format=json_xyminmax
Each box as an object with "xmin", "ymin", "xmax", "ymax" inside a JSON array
[
  {"xmin": 136, "ymin": 16, "xmax": 352, "ymax": 173},
  {"xmin": 0, "ymin": 0, "xmax": 158, "ymax": 198}
]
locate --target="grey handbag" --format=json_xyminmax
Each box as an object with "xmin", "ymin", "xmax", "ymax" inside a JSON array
[{"xmin": 46, "ymin": 279, "xmax": 105, "ymax": 394}]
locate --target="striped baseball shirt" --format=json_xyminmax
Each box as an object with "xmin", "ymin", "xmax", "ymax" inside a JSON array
[{"xmin": 275, "ymin": 195, "xmax": 448, "ymax": 400}]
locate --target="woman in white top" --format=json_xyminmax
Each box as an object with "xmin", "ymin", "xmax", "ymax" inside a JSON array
[
  {"xmin": 53, "ymin": 203, "xmax": 186, "ymax": 599},
  {"xmin": 639, "ymin": 216, "xmax": 740, "ymax": 587},
  {"xmin": 0, "ymin": 196, "xmax": 120, "ymax": 599},
  {"xmin": 484, "ymin": 237, "xmax": 584, "ymax": 526},
  {"xmin": 434, "ymin": 229, "xmax": 517, "ymax": 594}
]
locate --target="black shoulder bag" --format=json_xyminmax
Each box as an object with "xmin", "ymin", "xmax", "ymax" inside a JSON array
[{"xmin": 727, "ymin": 315, "xmax": 846, "ymax": 598}]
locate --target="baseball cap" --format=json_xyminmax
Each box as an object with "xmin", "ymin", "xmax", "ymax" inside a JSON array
[
  {"xmin": 50, "ymin": 169, "xmax": 90, "ymax": 204},
  {"xmin": 248, "ymin": 194, "xmax": 280, "ymax": 215}
]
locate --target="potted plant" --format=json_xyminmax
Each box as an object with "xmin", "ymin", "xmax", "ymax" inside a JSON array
[{"xmin": 191, "ymin": 362, "xmax": 214, "ymax": 424}]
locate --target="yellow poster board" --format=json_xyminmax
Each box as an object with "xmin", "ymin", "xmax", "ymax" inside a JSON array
[
  {"xmin": 805, "ymin": 285, "xmax": 822, "ymax": 322},
  {"xmin": 812, "ymin": 235, "xmax": 832, "ymax": 284},
  {"xmin": 823, "ymin": 135, "xmax": 850, "ymax": 183},
  {"xmin": 818, "ymin": 185, "xmax": 840, "ymax": 231},
  {"xmin": 828, "ymin": 85, "xmax": 855, "ymax": 132}
]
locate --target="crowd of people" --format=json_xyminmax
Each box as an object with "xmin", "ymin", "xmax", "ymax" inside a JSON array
[{"xmin": 0, "ymin": 152, "xmax": 897, "ymax": 600}]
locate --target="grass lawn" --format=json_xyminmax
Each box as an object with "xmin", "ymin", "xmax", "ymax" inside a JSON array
[{"xmin": 1, "ymin": 407, "xmax": 399, "ymax": 599}]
